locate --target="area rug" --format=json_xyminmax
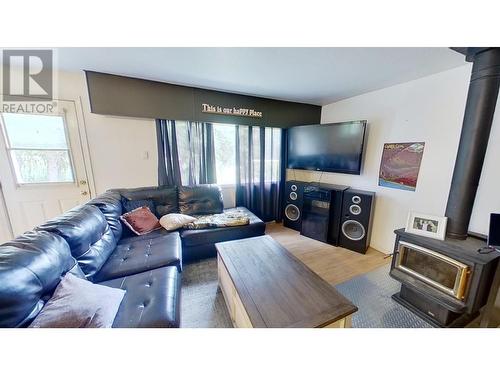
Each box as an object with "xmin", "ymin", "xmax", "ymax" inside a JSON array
[
  {"xmin": 336, "ymin": 263, "xmax": 432, "ymax": 328},
  {"xmin": 181, "ymin": 258, "xmax": 232, "ymax": 328},
  {"xmin": 180, "ymin": 258, "xmax": 432, "ymax": 328}
]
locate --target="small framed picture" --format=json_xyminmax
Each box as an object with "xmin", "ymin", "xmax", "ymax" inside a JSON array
[{"xmin": 406, "ymin": 211, "xmax": 448, "ymax": 240}]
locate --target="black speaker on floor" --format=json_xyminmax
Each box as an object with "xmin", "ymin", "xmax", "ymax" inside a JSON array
[
  {"xmin": 283, "ymin": 180, "xmax": 306, "ymax": 231},
  {"xmin": 338, "ymin": 188, "xmax": 375, "ymax": 254}
]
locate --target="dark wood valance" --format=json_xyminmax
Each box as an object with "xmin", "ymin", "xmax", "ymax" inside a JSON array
[{"xmin": 85, "ymin": 71, "xmax": 321, "ymax": 128}]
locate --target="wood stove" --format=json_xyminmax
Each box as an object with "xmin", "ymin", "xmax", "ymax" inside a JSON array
[
  {"xmin": 390, "ymin": 48, "xmax": 500, "ymax": 327},
  {"xmin": 391, "ymin": 229, "xmax": 498, "ymax": 327}
]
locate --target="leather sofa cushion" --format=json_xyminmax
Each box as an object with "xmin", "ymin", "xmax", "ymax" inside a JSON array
[
  {"xmin": 67, "ymin": 258, "xmax": 87, "ymax": 279},
  {"xmin": 122, "ymin": 198, "xmax": 156, "ymax": 214},
  {"xmin": 179, "ymin": 185, "xmax": 223, "ymax": 215},
  {"xmin": 0, "ymin": 231, "xmax": 75, "ymax": 328},
  {"xmin": 113, "ymin": 186, "xmax": 178, "ymax": 217},
  {"xmin": 180, "ymin": 207, "xmax": 265, "ymax": 248},
  {"xmin": 117, "ymin": 228, "xmax": 170, "ymax": 243},
  {"xmin": 37, "ymin": 205, "xmax": 116, "ymax": 280},
  {"xmin": 99, "ymin": 266, "xmax": 181, "ymax": 328},
  {"xmin": 86, "ymin": 191, "xmax": 123, "ymax": 241},
  {"xmin": 93, "ymin": 232, "xmax": 182, "ymax": 282}
]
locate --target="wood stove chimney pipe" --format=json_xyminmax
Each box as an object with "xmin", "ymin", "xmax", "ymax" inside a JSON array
[{"xmin": 445, "ymin": 47, "xmax": 500, "ymax": 239}]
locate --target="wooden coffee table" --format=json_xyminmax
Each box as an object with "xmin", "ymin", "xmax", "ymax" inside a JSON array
[{"xmin": 216, "ymin": 235, "xmax": 357, "ymax": 328}]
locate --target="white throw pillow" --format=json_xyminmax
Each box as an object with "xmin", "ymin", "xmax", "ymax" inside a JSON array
[{"xmin": 160, "ymin": 213, "xmax": 197, "ymax": 231}]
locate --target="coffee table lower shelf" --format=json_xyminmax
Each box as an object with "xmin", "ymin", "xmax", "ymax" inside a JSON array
[{"xmin": 217, "ymin": 254, "xmax": 352, "ymax": 328}]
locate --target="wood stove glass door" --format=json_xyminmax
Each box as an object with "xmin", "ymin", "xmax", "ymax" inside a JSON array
[{"xmin": 396, "ymin": 241, "xmax": 470, "ymax": 300}]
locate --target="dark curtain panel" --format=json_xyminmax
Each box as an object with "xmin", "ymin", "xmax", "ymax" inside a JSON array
[
  {"xmin": 277, "ymin": 128, "xmax": 287, "ymax": 222},
  {"xmin": 156, "ymin": 119, "xmax": 182, "ymax": 186},
  {"xmin": 185, "ymin": 122, "xmax": 217, "ymax": 185},
  {"xmin": 235, "ymin": 125, "xmax": 283, "ymax": 222}
]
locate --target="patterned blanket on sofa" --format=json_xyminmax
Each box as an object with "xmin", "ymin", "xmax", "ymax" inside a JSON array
[{"xmin": 182, "ymin": 209, "xmax": 250, "ymax": 229}]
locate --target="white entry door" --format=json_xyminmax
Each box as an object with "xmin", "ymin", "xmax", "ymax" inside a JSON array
[{"xmin": 0, "ymin": 99, "xmax": 92, "ymax": 236}]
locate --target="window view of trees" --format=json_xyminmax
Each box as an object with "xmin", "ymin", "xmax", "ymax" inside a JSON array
[
  {"xmin": 214, "ymin": 124, "xmax": 236, "ymax": 185},
  {"xmin": 175, "ymin": 122, "xmax": 281, "ymax": 186},
  {"xmin": 235, "ymin": 125, "xmax": 281, "ymax": 184},
  {"xmin": 11, "ymin": 150, "xmax": 73, "ymax": 183},
  {"xmin": 264, "ymin": 127, "xmax": 281, "ymax": 183},
  {"xmin": 0, "ymin": 113, "xmax": 75, "ymax": 184},
  {"xmin": 174, "ymin": 121, "xmax": 191, "ymax": 184}
]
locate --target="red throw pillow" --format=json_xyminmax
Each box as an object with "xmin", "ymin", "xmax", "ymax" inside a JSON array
[{"xmin": 120, "ymin": 206, "xmax": 161, "ymax": 236}]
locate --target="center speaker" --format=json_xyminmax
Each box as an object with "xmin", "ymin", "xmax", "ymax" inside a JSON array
[
  {"xmin": 283, "ymin": 180, "xmax": 305, "ymax": 231},
  {"xmin": 338, "ymin": 188, "xmax": 375, "ymax": 254}
]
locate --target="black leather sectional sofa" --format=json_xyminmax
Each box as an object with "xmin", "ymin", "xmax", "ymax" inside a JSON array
[{"xmin": 0, "ymin": 185, "xmax": 266, "ymax": 328}]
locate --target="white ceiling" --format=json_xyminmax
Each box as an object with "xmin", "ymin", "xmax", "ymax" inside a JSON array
[{"xmin": 55, "ymin": 48, "xmax": 467, "ymax": 105}]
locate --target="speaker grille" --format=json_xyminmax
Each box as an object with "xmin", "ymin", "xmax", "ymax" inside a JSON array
[
  {"xmin": 285, "ymin": 204, "xmax": 300, "ymax": 221},
  {"xmin": 342, "ymin": 220, "xmax": 366, "ymax": 241}
]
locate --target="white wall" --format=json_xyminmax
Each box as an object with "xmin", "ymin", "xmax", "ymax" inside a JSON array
[
  {"xmin": 0, "ymin": 190, "xmax": 13, "ymax": 242},
  {"xmin": 289, "ymin": 64, "xmax": 500, "ymax": 254},
  {"xmin": 470, "ymin": 98, "xmax": 500, "ymax": 234},
  {"xmin": 55, "ymin": 70, "xmax": 158, "ymax": 193}
]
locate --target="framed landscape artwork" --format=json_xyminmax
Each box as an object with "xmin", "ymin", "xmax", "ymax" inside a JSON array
[{"xmin": 378, "ymin": 142, "xmax": 425, "ymax": 191}]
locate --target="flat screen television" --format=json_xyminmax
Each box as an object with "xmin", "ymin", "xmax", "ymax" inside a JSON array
[
  {"xmin": 287, "ymin": 121, "xmax": 367, "ymax": 174},
  {"xmin": 488, "ymin": 213, "xmax": 500, "ymax": 249}
]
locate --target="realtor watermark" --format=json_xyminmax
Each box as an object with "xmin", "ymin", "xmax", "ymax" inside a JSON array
[
  {"xmin": 1, "ymin": 49, "xmax": 56, "ymax": 113},
  {"xmin": 2, "ymin": 102, "xmax": 56, "ymax": 113}
]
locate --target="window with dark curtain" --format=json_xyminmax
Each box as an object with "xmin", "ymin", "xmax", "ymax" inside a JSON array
[
  {"xmin": 158, "ymin": 120, "xmax": 285, "ymax": 221},
  {"xmin": 235, "ymin": 125, "xmax": 283, "ymax": 222},
  {"xmin": 156, "ymin": 119, "xmax": 182, "ymax": 186},
  {"xmin": 174, "ymin": 121, "xmax": 216, "ymax": 185}
]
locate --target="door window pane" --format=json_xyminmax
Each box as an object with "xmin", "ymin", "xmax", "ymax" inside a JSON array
[
  {"xmin": 10, "ymin": 150, "xmax": 74, "ymax": 183},
  {"xmin": 2, "ymin": 113, "xmax": 69, "ymax": 149},
  {"xmin": 1, "ymin": 113, "xmax": 76, "ymax": 184}
]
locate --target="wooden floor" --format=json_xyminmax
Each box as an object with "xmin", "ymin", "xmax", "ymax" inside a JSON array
[{"xmin": 265, "ymin": 222, "xmax": 391, "ymax": 285}]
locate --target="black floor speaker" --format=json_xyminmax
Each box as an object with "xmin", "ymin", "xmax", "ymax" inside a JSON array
[
  {"xmin": 338, "ymin": 188, "xmax": 375, "ymax": 254},
  {"xmin": 283, "ymin": 180, "xmax": 306, "ymax": 231}
]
